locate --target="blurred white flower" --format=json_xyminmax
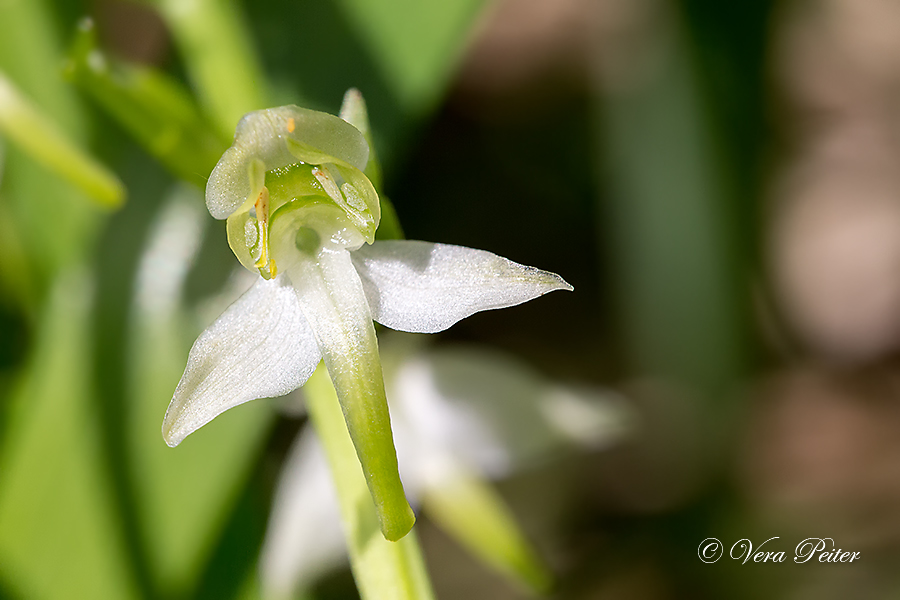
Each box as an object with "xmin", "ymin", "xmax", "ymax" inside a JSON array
[{"xmin": 260, "ymin": 336, "xmax": 632, "ymax": 598}]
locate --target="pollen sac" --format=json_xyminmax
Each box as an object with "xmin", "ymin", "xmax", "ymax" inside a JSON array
[{"xmin": 212, "ymin": 105, "xmax": 382, "ymax": 277}]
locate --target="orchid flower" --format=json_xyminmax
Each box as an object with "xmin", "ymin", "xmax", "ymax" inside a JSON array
[
  {"xmin": 260, "ymin": 335, "xmax": 633, "ymax": 598},
  {"xmin": 160, "ymin": 94, "xmax": 572, "ymax": 541}
]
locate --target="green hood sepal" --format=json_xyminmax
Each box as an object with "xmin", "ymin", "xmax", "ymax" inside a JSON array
[{"xmin": 213, "ymin": 106, "xmax": 380, "ymax": 279}]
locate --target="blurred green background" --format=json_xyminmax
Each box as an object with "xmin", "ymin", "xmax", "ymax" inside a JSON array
[{"xmin": 5, "ymin": 0, "xmax": 900, "ymax": 598}]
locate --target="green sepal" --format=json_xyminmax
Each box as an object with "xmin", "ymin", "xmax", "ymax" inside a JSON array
[
  {"xmin": 375, "ymin": 195, "xmax": 405, "ymax": 241},
  {"xmin": 339, "ymin": 88, "xmax": 383, "ymax": 193},
  {"xmin": 206, "ymin": 106, "xmax": 370, "ymax": 219},
  {"xmin": 338, "ymin": 89, "xmax": 405, "ymax": 242}
]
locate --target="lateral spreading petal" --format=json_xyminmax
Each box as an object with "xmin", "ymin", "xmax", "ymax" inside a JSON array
[
  {"xmin": 162, "ymin": 276, "xmax": 321, "ymax": 446},
  {"xmin": 352, "ymin": 241, "xmax": 573, "ymax": 333}
]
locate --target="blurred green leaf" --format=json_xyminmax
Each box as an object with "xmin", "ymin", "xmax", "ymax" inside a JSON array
[
  {"xmin": 0, "ymin": 0, "xmax": 99, "ymax": 281},
  {"xmin": 233, "ymin": 572, "xmax": 264, "ymax": 600},
  {"xmin": 305, "ymin": 365, "xmax": 435, "ymax": 600},
  {"xmin": 147, "ymin": 0, "xmax": 268, "ymax": 137},
  {"xmin": 0, "ymin": 70, "xmax": 124, "ymax": 208},
  {"xmin": 127, "ymin": 189, "xmax": 273, "ymax": 595},
  {"xmin": 0, "ymin": 200, "xmax": 38, "ymax": 317},
  {"xmin": 599, "ymin": 13, "xmax": 743, "ymax": 393},
  {"xmin": 421, "ymin": 461, "xmax": 553, "ymax": 594},
  {"xmin": 0, "ymin": 271, "xmax": 140, "ymax": 600},
  {"xmin": 335, "ymin": 0, "xmax": 485, "ymax": 115},
  {"xmin": 65, "ymin": 18, "xmax": 226, "ymax": 189}
]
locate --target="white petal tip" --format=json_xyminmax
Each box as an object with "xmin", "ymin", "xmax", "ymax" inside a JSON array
[
  {"xmin": 531, "ymin": 270, "xmax": 573, "ymax": 294},
  {"xmin": 161, "ymin": 402, "xmax": 195, "ymax": 447},
  {"xmin": 161, "ymin": 418, "xmax": 185, "ymax": 448},
  {"xmin": 550, "ymin": 276, "xmax": 574, "ymax": 293}
]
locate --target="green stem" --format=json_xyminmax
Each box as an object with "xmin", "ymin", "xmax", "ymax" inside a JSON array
[{"xmin": 305, "ymin": 365, "xmax": 435, "ymax": 600}]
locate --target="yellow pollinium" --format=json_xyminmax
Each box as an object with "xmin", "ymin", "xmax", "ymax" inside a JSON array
[{"xmin": 252, "ymin": 186, "xmax": 278, "ymax": 278}]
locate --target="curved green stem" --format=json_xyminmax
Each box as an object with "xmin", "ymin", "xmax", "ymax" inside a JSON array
[{"xmin": 305, "ymin": 366, "xmax": 434, "ymax": 599}]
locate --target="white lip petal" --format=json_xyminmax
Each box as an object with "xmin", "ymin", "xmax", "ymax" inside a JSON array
[
  {"xmin": 281, "ymin": 243, "xmax": 415, "ymax": 541},
  {"xmin": 162, "ymin": 275, "xmax": 321, "ymax": 446},
  {"xmin": 351, "ymin": 240, "xmax": 573, "ymax": 334}
]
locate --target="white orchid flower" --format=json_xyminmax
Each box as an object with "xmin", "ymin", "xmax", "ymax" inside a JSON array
[
  {"xmin": 160, "ymin": 98, "xmax": 572, "ymax": 541},
  {"xmin": 260, "ymin": 336, "xmax": 632, "ymax": 598}
]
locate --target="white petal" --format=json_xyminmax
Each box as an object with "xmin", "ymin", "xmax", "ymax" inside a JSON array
[
  {"xmin": 162, "ymin": 276, "xmax": 321, "ymax": 446},
  {"xmin": 259, "ymin": 429, "xmax": 346, "ymax": 599},
  {"xmin": 385, "ymin": 340, "xmax": 632, "ymax": 479},
  {"xmin": 351, "ymin": 241, "xmax": 573, "ymax": 333},
  {"xmin": 134, "ymin": 186, "xmax": 205, "ymax": 320}
]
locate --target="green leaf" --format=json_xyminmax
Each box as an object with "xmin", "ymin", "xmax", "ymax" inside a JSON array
[
  {"xmin": 0, "ymin": 70, "xmax": 124, "ymax": 208},
  {"xmin": 599, "ymin": 15, "xmax": 743, "ymax": 392},
  {"xmin": 335, "ymin": 0, "xmax": 486, "ymax": 114},
  {"xmin": 421, "ymin": 461, "xmax": 553, "ymax": 594},
  {"xmin": 148, "ymin": 0, "xmax": 269, "ymax": 137},
  {"xmin": 127, "ymin": 190, "xmax": 274, "ymax": 595},
  {"xmin": 0, "ymin": 0, "xmax": 100, "ymax": 279},
  {"xmin": 0, "ymin": 271, "xmax": 140, "ymax": 600},
  {"xmin": 64, "ymin": 18, "xmax": 226, "ymax": 189},
  {"xmin": 0, "ymin": 200, "xmax": 39, "ymax": 316},
  {"xmin": 304, "ymin": 365, "xmax": 435, "ymax": 600}
]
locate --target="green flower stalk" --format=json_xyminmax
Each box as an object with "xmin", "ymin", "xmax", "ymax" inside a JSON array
[{"xmin": 161, "ymin": 97, "xmax": 572, "ymax": 541}]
